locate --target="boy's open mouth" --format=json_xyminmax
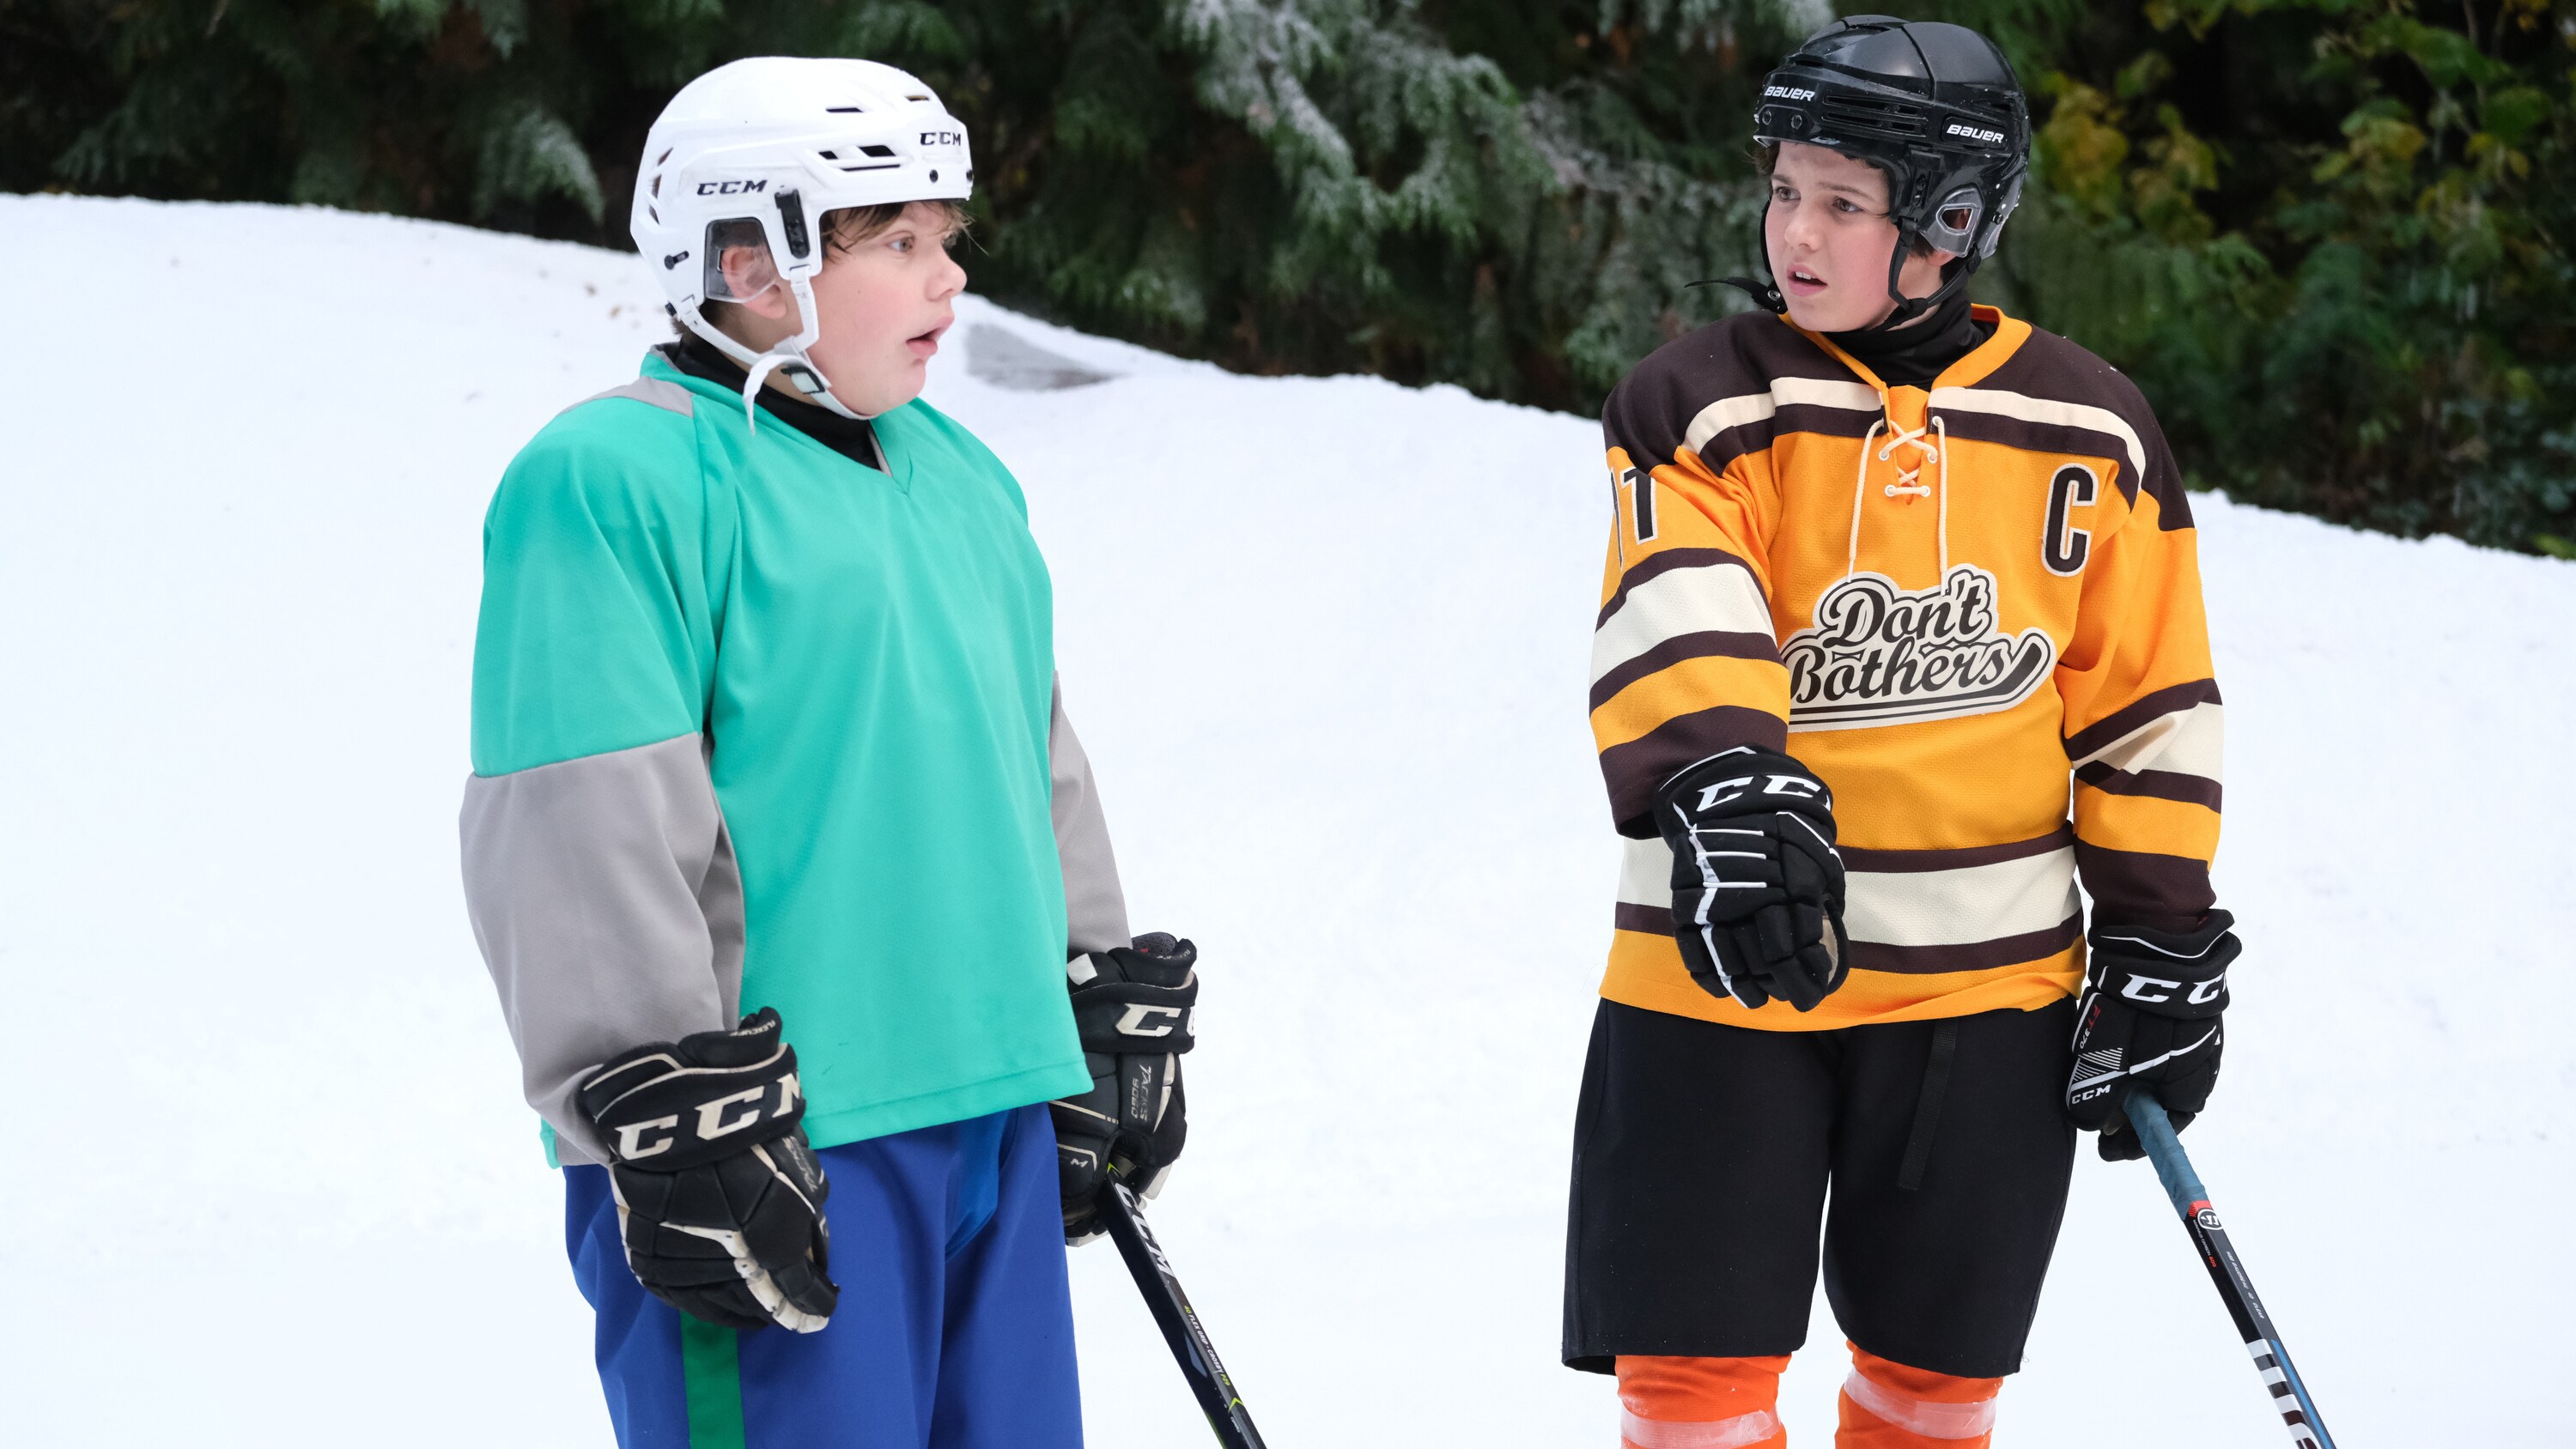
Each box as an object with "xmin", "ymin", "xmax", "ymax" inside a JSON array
[
  {"xmin": 1784, "ymin": 265, "xmax": 1826, "ymax": 293},
  {"xmin": 906, "ymin": 319, "xmax": 951, "ymax": 359}
]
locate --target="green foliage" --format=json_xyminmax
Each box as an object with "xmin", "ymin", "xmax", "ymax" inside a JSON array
[
  {"xmin": 3, "ymin": 0, "xmax": 1805, "ymax": 403},
  {"xmin": 24, "ymin": 0, "xmax": 629, "ymax": 228},
  {"xmin": 1965, "ymin": 0, "xmax": 2576, "ymax": 553},
  {"xmin": 872, "ymin": 0, "xmax": 1801, "ymax": 401},
  {"xmin": 6, "ymin": 0, "xmax": 2572, "ymax": 550}
]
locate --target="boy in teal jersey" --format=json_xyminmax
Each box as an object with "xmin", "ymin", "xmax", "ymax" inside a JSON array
[{"xmin": 459, "ymin": 58, "xmax": 1196, "ymax": 1447}]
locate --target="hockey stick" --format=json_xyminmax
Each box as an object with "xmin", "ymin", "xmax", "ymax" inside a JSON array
[
  {"xmin": 1099, "ymin": 1182, "xmax": 1269, "ymax": 1449},
  {"xmin": 2123, "ymin": 1094, "xmax": 2336, "ymax": 1449}
]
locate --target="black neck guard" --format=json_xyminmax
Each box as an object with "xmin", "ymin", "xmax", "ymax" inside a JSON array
[
  {"xmin": 1826, "ymin": 286, "xmax": 1990, "ymax": 388},
  {"xmin": 661, "ymin": 335, "xmax": 885, "ymax": 471}
]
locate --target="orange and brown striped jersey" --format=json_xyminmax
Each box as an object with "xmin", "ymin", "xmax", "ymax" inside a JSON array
[{"xmin": 1591, "ymin": 305, "xmax": 2222, "ymax": 1031}]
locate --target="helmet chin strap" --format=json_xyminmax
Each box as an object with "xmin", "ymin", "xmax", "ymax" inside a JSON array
[
  {"xmin": 1699, "ymin": 218, "xmax": 1976, "ymax": 328},
  {"xmin": 1698, "ymin": 271, "xmax": 1788, "ymax": 315},
  {"xmin": 1704, "ymin": 248, "xmax": 1968, "ymax": 332},
  {"xmin": 1862, "ymin": 239, "xmax": 1971, "ymax": 334},
  {"xmin": 681, "ymin": 274, "xmax": 876, "ymax": 427}
]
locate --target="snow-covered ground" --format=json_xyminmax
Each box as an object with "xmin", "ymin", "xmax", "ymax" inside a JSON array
[{"xmin": 3, "ymin": 193, "xmax": 2569, "ymax": 1446}]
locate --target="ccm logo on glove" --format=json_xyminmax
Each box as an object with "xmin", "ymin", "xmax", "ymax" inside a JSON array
[
  {"xmin": 576, "ymin": 1007, "xmax": 840, "ymax": 1333},
  {"xmin": 2066, "ymin": 911, "xmax": 2238, "ymax": 1161},
  {"xmin": 583, "ymin": 1017, "xmax": 811, "ymax": 1172},
  {"xmin": 1053, "ymin": 933, "xmax": 1198, "ymax": 1246},
  {"xmin": 610, "ymin": 1071, "xmax": 804, "ymax": 1161},
  {"xmin": 1115, "ymin": 1003, "xmax": 1187, "ymax": 1038},
  {"xmin": 1687, "ymin": 770, "xmax": 1827, "ymax": 812},
  {"xmin": 2117, "ymin": 973, "xmax": 2227, "ymax": 1008},
  {"xmin": 1655, "ymin": 745, "xmax": 1850, "ymax": 1014}
]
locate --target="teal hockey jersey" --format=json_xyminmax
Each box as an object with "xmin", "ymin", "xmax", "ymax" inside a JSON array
[{"xmin": 461, "ymin": 352, "xmax": 1127, "ymax": 1164}]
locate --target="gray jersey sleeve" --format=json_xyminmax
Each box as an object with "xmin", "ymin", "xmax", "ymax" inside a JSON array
[
  {"xmin": 459, "ymin": 733, "xmax": 744, "ymax": 1166},
  {"xmin": 1050, "ymin": 677, "xmax": 1133, "ymax": 956}
]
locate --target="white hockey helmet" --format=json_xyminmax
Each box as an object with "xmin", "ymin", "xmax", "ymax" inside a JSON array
[{"xmin": 631, "ymin": 57, "xmax": 973, "ymax": 419}]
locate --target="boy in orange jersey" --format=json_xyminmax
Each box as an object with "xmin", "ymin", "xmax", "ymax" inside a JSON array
[{"xmin": 1562, "ymin": 18, "xmax": 2236, "ymax": 1449}]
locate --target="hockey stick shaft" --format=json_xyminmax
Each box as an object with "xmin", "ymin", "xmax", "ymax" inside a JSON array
[
  {"xmin": 2123, "ymin": 1095, "xmax": 2336, "ymax": 1449},
  {"xmin": 1099, "ymin": 1183, "xmax": 1269, "ymax": 1449}
]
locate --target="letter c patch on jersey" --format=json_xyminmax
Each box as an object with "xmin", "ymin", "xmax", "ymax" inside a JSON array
[{"xmin": 2043, "ymin": 464, "xmax": 2098, "ymax": 576}]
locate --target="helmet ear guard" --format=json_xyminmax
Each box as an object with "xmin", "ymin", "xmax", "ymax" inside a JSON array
[
  {"xmin": 1923, "ymin": 185, "xmax": 1986, "ymax": 259},
  {"xmin": 670, "ymin": 173, "xmax": 844, "ymax": 412}
]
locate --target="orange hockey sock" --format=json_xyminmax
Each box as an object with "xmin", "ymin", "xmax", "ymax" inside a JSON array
[
  {"xmin": 1835, "ymin": 1343, "xmax": 2002, "ymax": 1448},
  {"xmin": 1614, "ymin": 1354, "xmax": 1791, "ymax": 1448}
]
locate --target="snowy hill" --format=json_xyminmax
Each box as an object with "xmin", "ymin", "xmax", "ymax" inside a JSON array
[{"xmin": 3, "ymin": 193, "xmax": 2568, "ymax": 1446}]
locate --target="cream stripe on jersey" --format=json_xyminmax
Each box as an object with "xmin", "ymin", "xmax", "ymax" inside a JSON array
[
  {"xmin": 1590, "ymin": 560, "xmax": 1772, "ymax": 685},
  {"xmin": 1619, "ymin": 835, "xmax": 1671, "ymax": 909},
  {"xmin": 1930, "ymin": 384, "xmax": 2148, "ymax": 480},
  {"xmin": 1843, "ymin": 846, "xmax": 2079, "ymax": 949},
  {"xmin": 2070, "ymin": 700, "xmax": 2224, "ymax": 781},
  {"xmin": 1777, "ymin": 376, "xmax": 1886, "ymax": 412},
  {"xmin": 1682, "ymin": 394, "xmax": 1775, "ymax": 458},
  {"xmin": 1626, "ymin": 835, "xmax": 2080, "ymax": 949},
  {"xmin": 1681, "ymin": 378, "xmax": 1882, "ymax": 457}
]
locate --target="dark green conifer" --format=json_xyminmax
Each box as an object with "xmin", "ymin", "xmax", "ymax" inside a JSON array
[{"xmin": 5, "ymin": 0, "xmax": 2569, "ymax": 551}]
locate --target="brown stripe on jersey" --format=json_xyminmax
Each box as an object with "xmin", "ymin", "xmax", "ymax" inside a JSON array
[
  {"xmin": 1601, "ymin": 703, "xmax": 1789, "ymax": 834},
  {"xmin": 1930, "ymin": 410, "xmax": 2144, "ymax": 500},
  {"xmin": 1776, "ymin": 404, "xmax": 1885, "ymax": 439},
  {"xmin": 2073, "ymin": 840, "xmax": 2215, "ymax": 931},
  {"xmin": 1616, "ymin": 901, "xmax": 1675, "ymax": 935},
  {"xmin": 1589, "ymin": 630, "xmax": 1782, "ymax": 712},
  {"xmin": 1695, "ymin": 402, "xmax": 1882, "ymax": 474},
  {"xmin": 1961, "ymin": 324, "xmax": 2195, "ymax": 530},
  {"xmin": 1846, "ymin": 914, "xmax": 2081, "ymax": 975},
  {"xmin": 1597, "ymin": 545, "xmax": 1768, "ymax": 627},
  {"xmin": 1730, "ymin": 309, "xmax": 1856, "ymax": 378},
  {"xmin": 2063, "ymin": 678, "xmax": 2223, "ymax": 761},
  {"xmin": 2137, "ymin": 467, "xmax": 2194, "ymax": 529},
  {"xmin": 1604, "ymin": 312, "xmax": 1860, "ymax": 470},
  {"xmin": 2076, "ymin": 762, "xmax": 2223, "ymax": 811},
  {"xmin": 1838, "ymin": 825, "xmax": 2075, "ymax": 874},
  {"xmin": 1691, "ymin": 419, "xmax": 1775, "ymax": 474}
]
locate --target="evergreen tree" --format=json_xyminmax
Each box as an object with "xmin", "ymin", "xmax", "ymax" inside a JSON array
[
  {"xmin": 8, "ymin": 0, "xmax": 2571, "ymax": 550},
  {"xmin": 5, "ymin": 0, "xmax": 1803, "ymax": 403},
  {"xmin": 837, "ymin": 0, "xmax": 1802, "ymax": 402},
  {"xmin": 1947, "ymin": 0, "xmax": 2576, "ymax": 551}
]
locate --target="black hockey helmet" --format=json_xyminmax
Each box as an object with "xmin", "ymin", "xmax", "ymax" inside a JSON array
[{"xmin": 1749, "ymin": 15, "xmax": 2031, "ymax": 326}]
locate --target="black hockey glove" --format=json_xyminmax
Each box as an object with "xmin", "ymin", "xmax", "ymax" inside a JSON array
[
  {"xmin": 575, "ymin": 1007, "xmax": 837, "ymax": 1332},
  {"xmin": 1656, "ymin": 746, "xmax": 1850, "ymax": 1012},
  {"xmin": 2067, "ymin": 912, "xmax": 2237, "ymax": 1162},
  {"xmin": 1050, "ymin": 932, "xmax": 1196, "ymax": 1246}
]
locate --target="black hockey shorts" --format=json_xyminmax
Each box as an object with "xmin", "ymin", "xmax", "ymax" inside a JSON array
[{"xmin": 1562, "ymin": 997, "xmax": 2077, "ymax": 1379}]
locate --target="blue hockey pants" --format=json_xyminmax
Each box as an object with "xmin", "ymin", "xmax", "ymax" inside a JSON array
[{"xmin": 563, "ymin": 1101, "xmax": 1082, "ymax": 1449}]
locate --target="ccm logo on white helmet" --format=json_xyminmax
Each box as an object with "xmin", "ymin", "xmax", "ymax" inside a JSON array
[
  {"xmin": 920, "ymin": 129, "xmax": 963, "ymax": 146},
  {"xmin": 696, "ymin": 179, "xmax": 769, "ymax": 196},
  {"xmin": 1947, "ymin": 123, "xmax": 2007, "ymax": 144}
]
